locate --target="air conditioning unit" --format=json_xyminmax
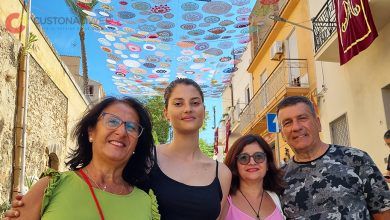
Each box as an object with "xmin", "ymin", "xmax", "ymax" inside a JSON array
[{"xmin": 270, "ymin": 41, "xmax": 283, "ymax": 61}]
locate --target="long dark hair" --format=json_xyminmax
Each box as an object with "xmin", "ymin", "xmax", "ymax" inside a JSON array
[
  {"xmin": 66, "ymin": 96, "xmax": 154, "ymax": 186},
  {"xmin": 224, "ymin": 134, "xmax": 285, "ymax": 195}
]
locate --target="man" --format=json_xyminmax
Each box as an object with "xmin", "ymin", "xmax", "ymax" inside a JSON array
[
  {"xmin": 277, "ymin": 96, "xmax": 390, "ymax": 219},
  {"xmin": 385, "ymin": 130, "xmax": 390, "ymax": 183}
]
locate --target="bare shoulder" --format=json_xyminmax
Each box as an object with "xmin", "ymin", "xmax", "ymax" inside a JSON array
[{"xmin": 218, "ymin": 162, "xmax": 232, "ymax": 179}]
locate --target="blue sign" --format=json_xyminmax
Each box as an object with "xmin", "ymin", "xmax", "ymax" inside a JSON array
[{"xmin": 266, "ymin": 113, "xmax": 279, "ymax": 133}]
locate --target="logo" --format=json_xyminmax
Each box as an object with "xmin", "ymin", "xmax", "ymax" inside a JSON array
[{"xmin": 5, "ymin": 12, "xmax": 25, "ymax": 34}]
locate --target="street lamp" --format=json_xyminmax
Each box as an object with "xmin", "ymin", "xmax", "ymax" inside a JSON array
[{"xmin": 269, "ymin": 14, "xmax": 313, "ymax": 32}]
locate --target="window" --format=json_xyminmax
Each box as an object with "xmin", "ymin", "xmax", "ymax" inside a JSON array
[
  {"xmin": 382, "ymin": 84, "xmax": 390, "ymax": 128},
  {"xmin": 245, "ymin": 86, "xmax": 250, "ymax": 104},
  {"xmin": 86, "ymin": 85, "xmax": 94, "ymax": 96},
  {"xmin": 330, "ymin": 114, "xmax": 350, "ymax": 146}
]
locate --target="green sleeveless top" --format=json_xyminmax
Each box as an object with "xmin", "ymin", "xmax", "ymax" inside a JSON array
[{"xmin": 40, "ymin": 170, "xmax": 160, "ymax": 220}]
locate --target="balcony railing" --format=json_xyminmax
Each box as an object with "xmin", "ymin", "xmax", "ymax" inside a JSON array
[
  {"xmin": 312, "ymin": 0, "xmax": 337, "ymax": 52},
  {"xmin": 234, "ymin": 59, "xmax": 309, "ymax": 134}
]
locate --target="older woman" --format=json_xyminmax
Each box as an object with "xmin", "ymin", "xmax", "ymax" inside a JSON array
[
  {"xmin": 5, "ymin": 97, "xmax": 158, "ymax": 220},
  {"xmin": 222, "ymin": 134, "xmax": 285, "ymax": 220}
]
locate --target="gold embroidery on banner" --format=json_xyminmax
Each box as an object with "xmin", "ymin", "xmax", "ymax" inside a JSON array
[
  {"xmin": 337, "ymin": 0, "xmax": 372, "ymax": 53},
  {"xmin": 341, "ymin": 0, "xmax": 361, "ymax": 33}
]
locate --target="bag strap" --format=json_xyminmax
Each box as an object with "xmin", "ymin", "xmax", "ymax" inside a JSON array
[{"xmin": 79, "ymin": 169, "xmax": 105, "ymax": 220}]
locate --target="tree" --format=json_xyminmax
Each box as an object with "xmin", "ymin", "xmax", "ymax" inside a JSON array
[
  {"xmin": 199, "ymin": 138, "xmax": 214, "ymax": 158},
  {"xmin": 143, "ymin": 96, "xmax": 169, "ymax": 144},
  {"xmin": 64, "ymin": 0, "xmax": 97, "ymax": 94},
  {"xmin": 201, "ymin": 110, "xmax": 209, "ymax": 131}
]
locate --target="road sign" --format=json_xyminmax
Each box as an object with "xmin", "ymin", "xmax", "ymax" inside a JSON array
[{"xmin": 266, "ymin": 113, "xmax": 279, "ymax": 133}]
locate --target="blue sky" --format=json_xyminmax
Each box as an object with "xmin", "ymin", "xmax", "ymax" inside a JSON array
[{"xmin": 31, "ymin": 0, "xmax": 224, "ymax": 143}]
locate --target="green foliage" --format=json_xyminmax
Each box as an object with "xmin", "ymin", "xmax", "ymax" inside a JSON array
[
  {"xmin": 201, "ymin": 110, "xmax": 209, "ymax": 131},
  {"xmin": 143, "ymin": 96, "xmax": 169, "ymax": 144},
  {"xmin": 22, "ymin": 33, "xmax": 38, "ymax": 55},
  {"xmin": 152, "ymin": 130, "xmax": 160, "ymax": 145},
  {"xmin": 199, "ymin": 138, "xmax": 214, "ymax": 158},
  {"xmin": 25, "ymin": 175, "xmax": 38, "ymax": 190},
  {"xmin": 0, "ymin": 201, "xmax": 10, "ymax": 216}
]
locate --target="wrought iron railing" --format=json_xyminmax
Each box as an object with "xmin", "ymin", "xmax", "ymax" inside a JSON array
[
  {"xmin": 234, "ymin": 59, "xmax": 309, "ymax": 134},
  {"xmin": 312, "ymin": 0, "xmax": 337, "ymax": 52}
]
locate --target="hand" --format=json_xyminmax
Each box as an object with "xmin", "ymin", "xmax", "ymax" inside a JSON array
[
  {"xmin": 2, "ymin": 194, "xmax": 24, "ymax": 219},
  {"xmin": 385, "ymin": 176, "xmax": 390, "ymax": 183}
]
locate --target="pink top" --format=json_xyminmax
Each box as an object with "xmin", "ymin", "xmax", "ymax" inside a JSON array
[{"xmin": 225, "ymin": 191, "xmax": 284, "ymax": 220}]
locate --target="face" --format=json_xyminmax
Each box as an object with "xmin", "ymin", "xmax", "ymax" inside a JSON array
[
  {"xmin": 164, "ymin": 84, "xmax": 205, "ymax": 133},
  {"xmin": 278, "ymin": 103, "xmax": 322, "ymax": 153},
  {"xmin": 88, "ymin": 102, "xmax": 140, "ymax": 165},
  {"xmin": 237, "ymin": 142, "xmax": 268, "ymax": 182}
]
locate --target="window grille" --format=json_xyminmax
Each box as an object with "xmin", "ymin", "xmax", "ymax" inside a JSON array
[{"xmin": 330, "ymin": 114, "xmax": 350, "ymax": 146}]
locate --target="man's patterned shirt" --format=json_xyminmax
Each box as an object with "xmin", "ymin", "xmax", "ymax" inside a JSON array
[{"xmin": 281, "ymin": 145, "xmax": 390, "ymax": 219}]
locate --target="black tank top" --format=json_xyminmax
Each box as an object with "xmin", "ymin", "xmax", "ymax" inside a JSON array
[{"xmin": 149, "ymin": 150, "xmax": 222, "ymax": 220}]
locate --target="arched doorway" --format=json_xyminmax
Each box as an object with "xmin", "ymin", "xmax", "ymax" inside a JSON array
[{"xmin": 48, "ymin": 153, "xmax": 59, "ymax": 170}]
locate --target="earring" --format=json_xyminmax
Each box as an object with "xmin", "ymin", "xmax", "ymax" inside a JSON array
[
  {"xmin": 132, "ymin": 151, "xmax": 135, "ymax": 155},
  {"xmin": 89, "ymin": 137, "xmax": 93, "ymax": 142}
]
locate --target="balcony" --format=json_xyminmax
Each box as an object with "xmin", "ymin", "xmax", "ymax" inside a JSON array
[
  {"xmin": 312, "ymin": 0, "xmax": 390, "ymax": 62},
  {"xmin": 312, "ymin": 0, "xmax": 337, "ymax": 53},
  {"xmin": 233, "ymin": 59, "xmax": 310, "ymax": 134}
]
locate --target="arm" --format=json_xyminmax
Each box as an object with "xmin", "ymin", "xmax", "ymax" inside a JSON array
[
  {"xmin": 372, "ymin": 210, "xmax": 390, "ymax": 220},
  {"xmin": 217, "ymin": 163, "xmax": 232, "ymax": 220},
  {"xmin": 13, "ymin": 177, "xmax": 50, "ymax": 220}
]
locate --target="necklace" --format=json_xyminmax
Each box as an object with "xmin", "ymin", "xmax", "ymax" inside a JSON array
[
  {"xmin": 83, "ymin": 168, "xmax": 126, "ymax": 194},
  {"xmin": 238, "ymin": 189, "xmax": 264, "ymax": 220}
]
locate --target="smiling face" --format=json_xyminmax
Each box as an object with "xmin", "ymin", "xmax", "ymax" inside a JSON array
[
  {"xmin": 237, "ymin": 142, "xmax": 268, "ymax": 182},
  {"xmin": 278, "ymin": 102, "xmax": 322, "ymax": 153},
  {"xmin": 88, "ymin": 102, "xmax": 140, "ymax": 165},
  {"xmin": 164, "ymin": 84, "xmax": 205, "ymax": 134}
]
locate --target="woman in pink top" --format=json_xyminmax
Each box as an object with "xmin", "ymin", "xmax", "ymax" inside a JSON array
[{"xmin": 222, "ymin": 134, "xmax": 286, "ymax": 220}]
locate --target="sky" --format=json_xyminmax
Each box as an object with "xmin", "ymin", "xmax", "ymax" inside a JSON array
[{"xmin": 30, "ymin": 0, "xmax": 226, "ymax": 143}]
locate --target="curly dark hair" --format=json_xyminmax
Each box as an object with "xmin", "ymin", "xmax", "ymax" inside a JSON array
[
  {"xmin": 163, "ymin": 78, "xmax": 204, "ymax": 108},
  {"xmin": 66, "ymin": 96, "xmax": 154, "ymax": 187},
  {"xmin": 224, "ymin": 134, "xmax": 285, "ymax": 195}
]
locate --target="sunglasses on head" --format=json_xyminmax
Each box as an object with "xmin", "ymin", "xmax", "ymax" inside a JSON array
[{"xmin": 236, "ymin": 152, "xmax": 266, "ymax": 165}]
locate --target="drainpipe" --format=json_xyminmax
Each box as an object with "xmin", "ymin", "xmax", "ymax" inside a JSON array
[{"xmin": 12, "ymin": 0, "xmax": 32, "ymax": 199}]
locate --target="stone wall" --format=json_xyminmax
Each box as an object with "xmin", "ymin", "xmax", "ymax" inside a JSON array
[
  {"xmin": 0, "ymin": 25, "xmax": 68, "ymax": 204},
  {"xmin": 0, "ymin": 25, "xmax": 19, "ymax": 205}
]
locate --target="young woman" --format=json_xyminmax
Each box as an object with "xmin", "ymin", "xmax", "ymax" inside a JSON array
[
  {"xmin": 223, "ymin": 134, "xmax": 285, "ymax": 220},
  {"xmin": 4, "ymin": 97, "xmax": 159, "ymax": 220},
  {"xmin": 148, "ymin": 78, "xmax": 232, "ymax": 220}
]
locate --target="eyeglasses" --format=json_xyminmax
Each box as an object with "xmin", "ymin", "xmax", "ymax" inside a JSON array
[
  {"xmin": 100, "ymin": 112, "xmax": 144, "ymax": 138},
  {"xmin": 236, "ymin": 152, "xmax": 266, "ymax": 165}
]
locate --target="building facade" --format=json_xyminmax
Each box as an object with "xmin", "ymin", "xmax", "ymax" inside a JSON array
[
  {"xmin": 0, "ymin": 0, "xmax": 91, "ymax": 204},
  {"xmin": 310, "ymin": 0, "xmax": 390, "ymax": 169}
]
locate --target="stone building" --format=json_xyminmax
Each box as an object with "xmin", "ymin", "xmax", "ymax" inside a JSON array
[{"xmin": 0, "ymin": 0, "xmax": 99, "ymax": 205}]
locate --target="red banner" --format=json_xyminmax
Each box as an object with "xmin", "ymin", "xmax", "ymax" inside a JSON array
[
  {"xmin": 333, "ymin": 0, "xmax": 378, "ymax": 65},
  {"xmin": 224, "ymin": 119, "xmax": 231, "ymax": 153},
  {"xmin": 214, "ymin": 127, "xmax": 219, "ymax": 154}
]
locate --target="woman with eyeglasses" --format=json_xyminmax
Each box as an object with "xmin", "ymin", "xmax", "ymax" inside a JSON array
[
  {"xmin": 4, "ymin": 97, "xmax": 159, "ymax": 220},
  {"xmin": 222, "ymin": 134, "xmax": 285, "ymax": 220}
]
